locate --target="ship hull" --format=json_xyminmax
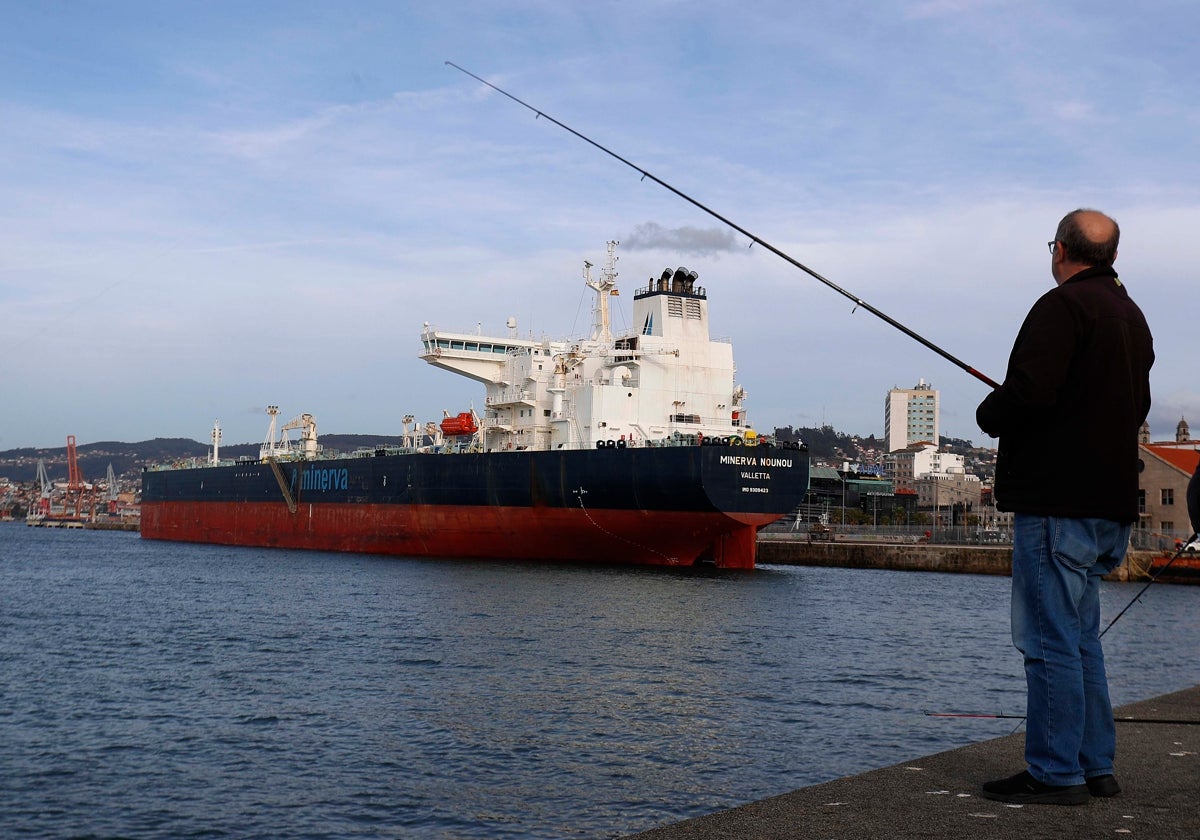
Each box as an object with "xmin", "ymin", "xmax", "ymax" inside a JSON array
[{"xmin": 141, "ymin": 445, "xmax": 809, "ymax": 569}]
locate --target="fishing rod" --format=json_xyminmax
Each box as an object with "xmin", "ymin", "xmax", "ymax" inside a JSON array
[
  {"xmin": 446, "ymin": 61, "xmax": 1000, "ymax": 390},
  {"xmin": 1093, "ymin": 466, "xmax": 1200, "ymax": 630},
  {"xmin": 924, "ymin": 712, "xmax": 1199, "ymax": 726},
  {"xmin": 452, "ymin": 62, "xmax": 1192, "ymax": 727},
  {"xmin": 1096, "ymin": 466, "xmax": 1200, "ymax": 639}
]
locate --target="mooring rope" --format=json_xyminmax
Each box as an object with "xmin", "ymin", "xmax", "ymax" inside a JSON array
[{"xmin": 573, "ymin": 486, "xmax": 679, "ymax": 564}]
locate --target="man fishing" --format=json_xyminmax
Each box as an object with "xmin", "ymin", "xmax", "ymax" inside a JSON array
[{"xmin": 975, "ymin": 209, "xmax": 1154, "ymax": 805}]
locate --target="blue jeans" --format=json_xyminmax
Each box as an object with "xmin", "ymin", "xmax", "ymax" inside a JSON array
[{"xmin": 1010, "ymin": 513, "xmax": 1130, "ymax": 786}]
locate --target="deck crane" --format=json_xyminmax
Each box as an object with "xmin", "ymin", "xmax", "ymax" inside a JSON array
[{"xmin": 259, "ymin": 406, "xmax": 319, "ymax": 460}]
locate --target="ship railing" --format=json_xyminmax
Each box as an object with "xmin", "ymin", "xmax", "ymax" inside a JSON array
[
  {"xmin": 485, "ymin": 388, "xmax": 536, "ymax": 407},
  {"xmin": 632, "ymin": 283, "xmax": 707, "ymax": 298},
  {"xmin": 145, "ymin": 457, "xmax": 219, "ymax": 471},
  {"xmin": 347, "ymin": 445, "xmax": 426, "ymax": 458}
]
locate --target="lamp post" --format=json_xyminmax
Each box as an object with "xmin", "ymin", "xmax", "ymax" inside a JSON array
[{"xmin": 841, "ymin": 472, "xmax": 846, "ymax": 527}]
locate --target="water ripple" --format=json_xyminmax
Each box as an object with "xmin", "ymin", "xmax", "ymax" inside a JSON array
[{"xmin": 1, "ymin": 526, "xmax": 1197, "ymax": 839}]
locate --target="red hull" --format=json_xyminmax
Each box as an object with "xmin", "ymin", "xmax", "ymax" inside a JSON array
[{"xmin": 140, "ymin": 501, "xmax": 773, "ymax": 568}]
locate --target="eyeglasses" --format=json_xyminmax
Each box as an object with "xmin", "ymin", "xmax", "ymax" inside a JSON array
[{"xmin": 1047, "ymin": 240, "xmax": 1057, "ymax": 254}]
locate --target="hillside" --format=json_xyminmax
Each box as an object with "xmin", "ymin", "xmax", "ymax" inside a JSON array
[
  {"xmin": 1, "ymin": 428, "xmax": 990, "ymax": 486},
  {"xmin": 0, "ymin": 435, "xmax": 406, "ymax": 485},
  {"xmin": 772, "ymin": 425, "xmax": 979, "ymax": 460}
]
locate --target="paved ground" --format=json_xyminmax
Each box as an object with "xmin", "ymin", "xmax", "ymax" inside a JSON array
[{"xmin": 623, "ymin": 685, "xmax": 1199, "ymax": 840}]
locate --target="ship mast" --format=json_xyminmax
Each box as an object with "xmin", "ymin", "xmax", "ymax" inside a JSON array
[
  {"xmin": 584, "ymin": 240, "xmax": 619, "ymax": 345},
  {"xmin": 210, "ymin": 419, "xmax": 222, "ymax": 465}
]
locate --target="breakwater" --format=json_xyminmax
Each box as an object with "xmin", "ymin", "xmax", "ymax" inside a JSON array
[{"xmin": 757, "ymin": 534, "xmax": 1159, "ymax": 581}]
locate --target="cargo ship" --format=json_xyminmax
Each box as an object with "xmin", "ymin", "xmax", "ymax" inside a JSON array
[{"xmin": 141, "ymin": 242, "xmax": 810, "ymax": 568}]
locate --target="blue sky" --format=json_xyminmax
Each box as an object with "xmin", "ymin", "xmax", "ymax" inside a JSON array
[{"xmin": 4, "ymin": 1, "xmax": 1199, "ymax": 451}]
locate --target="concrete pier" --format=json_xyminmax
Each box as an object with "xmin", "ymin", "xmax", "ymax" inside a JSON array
[
  {"xmin": 623, "ymin": 685, "xmax": 1199, "ymax": 839},
  {"xmin": 757, "ymin": 535, "xmax": 1162, "ymax": 582}
]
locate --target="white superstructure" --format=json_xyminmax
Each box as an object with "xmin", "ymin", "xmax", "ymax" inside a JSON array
[{"xmin": 419, "ymin": 241, "xmax": 752, "ymax": 452}]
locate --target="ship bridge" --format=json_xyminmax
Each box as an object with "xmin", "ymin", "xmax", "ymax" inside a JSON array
[
  {"xmin": 419, "ymin": 325, "xmax": 543, "ymax": 385},
  {"xmin": 418, "ymin": 244, "xmax": 749, "ymax": 453}
]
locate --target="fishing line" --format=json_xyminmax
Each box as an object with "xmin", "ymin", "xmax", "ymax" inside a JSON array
[
  {"xmin": 924, "ymin": 712, "xmax": 1199, "ymax": 726},
  {"xmin": 446, "ymin": 61, "xmax": 999, "ymax": 389}
]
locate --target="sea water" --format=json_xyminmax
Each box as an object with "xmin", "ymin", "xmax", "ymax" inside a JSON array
[{"xmin": 2, "ymin": 524, "xmax": 1197, "ymax": 839}]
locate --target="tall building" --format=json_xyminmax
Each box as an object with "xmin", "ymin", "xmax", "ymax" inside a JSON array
[{"xmin": 884, "ymin": 379, "xmax": 939, "ymax": 453}]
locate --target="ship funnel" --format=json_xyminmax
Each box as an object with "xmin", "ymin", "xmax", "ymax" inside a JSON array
[{"xmin": 672, "ymin": 266, "xmax": 690, "ymax": 292}]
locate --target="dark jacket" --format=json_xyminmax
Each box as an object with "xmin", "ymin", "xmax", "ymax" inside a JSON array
[{"xmin": 976, "ymin": 265, "xmax": 1154, "ymax": 522}]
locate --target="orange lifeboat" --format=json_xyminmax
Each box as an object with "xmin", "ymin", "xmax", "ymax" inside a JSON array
[{"xmin": 440, "ymin": 411, "xmax": 478, "ymax": 437}]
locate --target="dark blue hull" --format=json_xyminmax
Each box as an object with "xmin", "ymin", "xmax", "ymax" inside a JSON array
[{"xmin": 142, "ymin": 444, "xmax": 809, "ymax": 567}]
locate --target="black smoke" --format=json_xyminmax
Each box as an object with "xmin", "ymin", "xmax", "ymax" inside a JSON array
[{"xmin": 621, "ymin": 222, "xmax": 739, "ymax": 256}]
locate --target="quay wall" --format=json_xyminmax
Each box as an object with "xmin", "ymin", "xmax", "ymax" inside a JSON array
[{"xmin": 756, "ymin": 535, "xmax": 1157, "ymax": 581}]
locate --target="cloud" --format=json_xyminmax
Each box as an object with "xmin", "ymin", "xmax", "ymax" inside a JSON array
[
  {"xmin": 4, "ymin": 3, "xmax": 1200, "ymax": 448},
  {"xmin": 1052, "ymin": 100, "xmax": 1097, "ymax": 123},
  {"xmin": 620, "ymin": 222, "xmax": 739, "ymax": 256},
  {"xmin": 904, "ymin": 0, "xmax": 1005, "ymax": 20}
]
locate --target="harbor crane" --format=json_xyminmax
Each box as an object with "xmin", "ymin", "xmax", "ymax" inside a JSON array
[
  {"xmin": 59, "ymin": 435, "xmax": 94, "ymax": 521},
  {"xmin": 32, "ymin": 459, "xmax": 52, "ymax": 519},
  {"xmin": 106, "ymin": 463, "xmax": 119, "ymax": 515}
]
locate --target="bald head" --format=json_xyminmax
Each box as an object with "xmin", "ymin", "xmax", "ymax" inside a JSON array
[{"xmin": 1055, "ymin": 209, "xmax": 1119, "ymax": 268}]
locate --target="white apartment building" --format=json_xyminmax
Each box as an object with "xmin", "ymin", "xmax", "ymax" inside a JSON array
[
  {"xmin": 886, "ymin": 442, "xmax": 982, "ymax": 514},
  {"xmin": 886, "ymin": 442, "xmax": 966, "ymax": 492},
  {"xmin": 884, "ymin": 379, "xmax": 939, "ymax": 453}
]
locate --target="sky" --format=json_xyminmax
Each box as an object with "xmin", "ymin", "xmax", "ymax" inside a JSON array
[{"xmin": 4, "ymin": 1, "xmax": 1200, "ymax": 451}]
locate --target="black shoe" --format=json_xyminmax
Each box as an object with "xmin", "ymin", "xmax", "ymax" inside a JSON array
[
  {"xmin": 981, "ymin": 770, "xmax": 1090, "ymax": 805},
  {"xmin": 1086, "ymin": 774, "xmax": 1121, "ymax": 797}
]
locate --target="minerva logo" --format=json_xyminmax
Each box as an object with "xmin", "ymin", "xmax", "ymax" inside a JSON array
[
  {"xmin": 718, "ymin": 455, "xmax": 792, "ymax": 468},
  {"xmin": 301, "ymin": 467, "xmax": 349, "ymax": 491}
]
